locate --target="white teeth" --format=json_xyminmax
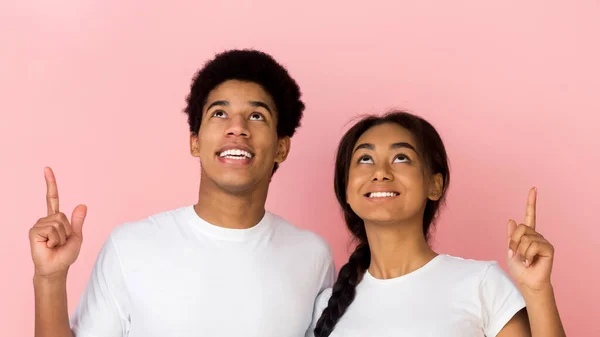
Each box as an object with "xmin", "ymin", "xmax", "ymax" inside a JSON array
[
  {"xmin": 368, "ymin": 192, "xmax": 399, "ymax": 198},
  {"xmin": 219, "ymin": 149, "xmax": 253, "ymax": 159}
]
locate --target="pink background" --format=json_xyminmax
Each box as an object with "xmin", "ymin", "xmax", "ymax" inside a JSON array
[{"xmin": 1, "ymin": 0, "xmax": 599, "ymax": 336}]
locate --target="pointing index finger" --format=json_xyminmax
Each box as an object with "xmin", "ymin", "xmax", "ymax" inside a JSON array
[
  {"xmin": 524, "ymin": 187, "xmax": 536, "ymax": 230},
  {"xmin": 44, "ymin": 167, "xmax": 59, "ymax": 215}
]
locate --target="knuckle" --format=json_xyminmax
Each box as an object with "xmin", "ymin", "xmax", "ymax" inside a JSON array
[
  {"xmin": 518, "ymin": 245, "xmax": 528, "ymax": 254},
  {"xmin": 51, "ymin": 212, "xmax": 65, "ymax": 220},
  {"xmin": 514, "ymin": 225, "xmax": 528, "ymax": 237},
  {"xmin": 34, "ymin": 217, "xmax": 49, "ymax": 226}
]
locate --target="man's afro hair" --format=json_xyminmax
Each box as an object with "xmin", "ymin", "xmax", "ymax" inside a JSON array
[{"xmin": 184, "ymin": 49, "xmax": 305, "ymax": 138}]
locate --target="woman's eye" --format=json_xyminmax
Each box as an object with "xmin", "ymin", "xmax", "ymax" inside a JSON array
[
  {"xmin": 358, "ymin": 156, "xmax": 373, "ymax": 164},
  {"xmin": 249, "ymin": 113, "xmax": 264, "ymax": 121},
  {"xmin": 393, "ymin": 154, "xmax": 410, "ymax": 163}
]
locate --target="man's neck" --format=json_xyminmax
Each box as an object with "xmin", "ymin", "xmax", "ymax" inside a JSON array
[{"xmin": 195, "ymin": 176, "xmax": 269, "ymax": 229}]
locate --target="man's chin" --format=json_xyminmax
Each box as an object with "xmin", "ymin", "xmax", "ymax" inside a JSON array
[
  {"xmin": 213, "ymin": 178, "xmax": 262, "ymax": 195},
  {"xmin": 201, "ymin": 168, "xmax": 269, "ymax": 195}
]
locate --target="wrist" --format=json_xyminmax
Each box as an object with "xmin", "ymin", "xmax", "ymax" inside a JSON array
[
  {"xmin": 519, "ymin": 282, "xmax": 556, "ymax": 302},
  {"xmin": 33, "ymin": 270, "xmax": 69, "ymax": 286}
]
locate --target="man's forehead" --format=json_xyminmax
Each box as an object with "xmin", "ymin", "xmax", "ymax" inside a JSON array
[{"xmin": 206, "ymin": 81, "xmax": 273, "ymax": 104}]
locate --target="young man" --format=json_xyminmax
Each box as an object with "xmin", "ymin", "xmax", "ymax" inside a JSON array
[{"xmin": 29, "ymin": 49, "xmax": 335, "ymax": 337}]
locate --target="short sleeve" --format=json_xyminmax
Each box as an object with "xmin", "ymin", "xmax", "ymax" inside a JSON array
[
  {"xmin": 304, "ymin": 246, "xmax": 335, "ymax": 337},
  {"xmin": 305, "ymin": 288, "xmax": 333, "ymax": 337},
  {"xmin": 70, "ymin": 233, "xmax": 131, "ymax": 337},
  {"xmin": 320, "ymin": 258, "xmax": 335, "ymax": 292},
  {"xmin": 480, "ymin": 262, "xmax": 526, "ymax": 337}
]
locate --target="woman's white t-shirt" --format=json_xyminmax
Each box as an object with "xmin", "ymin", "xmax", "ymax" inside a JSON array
[{"xmin": 308, "ymin": 254, "xmax": 525, "ymax": 337}]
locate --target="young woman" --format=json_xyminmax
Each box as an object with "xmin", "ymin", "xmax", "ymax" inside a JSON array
[{"xmin": 309, "ymin": 111, "xmax": 565, "ymax": 337}]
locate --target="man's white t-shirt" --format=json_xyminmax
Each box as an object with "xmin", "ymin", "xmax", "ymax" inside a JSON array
[
  {"xmin": 308, "ymin": 254, "xmax": 525, "ymax": 337},
  {"xmin": 70, "ymin": 205, "xmax": 335, "ymax": 337}
]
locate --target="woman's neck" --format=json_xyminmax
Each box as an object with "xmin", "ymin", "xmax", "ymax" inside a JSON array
[{"xmin": 365, "ymin": 219, "xmax": 437, "ymax": 279}]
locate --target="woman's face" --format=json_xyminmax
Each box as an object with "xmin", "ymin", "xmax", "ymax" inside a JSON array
[{"xmin": 346, "ymin": 123, "xmax": 442, "ymax": 225}]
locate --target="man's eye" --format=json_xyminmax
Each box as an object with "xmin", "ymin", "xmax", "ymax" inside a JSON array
[
  {"xmin": 212, "ymin": 110, "xmax": 227, "ymax": 118},
  {"xmin": 249, "ymin": 113, "xmax": 264, "ymax": 121}
]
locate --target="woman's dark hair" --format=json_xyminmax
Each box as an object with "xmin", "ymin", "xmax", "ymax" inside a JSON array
[
  {"xmin": 314, "ymin": 111, "xmax": 451, "ymax": 337},
  {"xmin": 184, "ymin": 49, "xmax": 304, "ymax": 173}
]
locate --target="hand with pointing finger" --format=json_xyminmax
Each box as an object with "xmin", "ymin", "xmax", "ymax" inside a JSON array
[
  {"xmin": 29, "ymin": 167, "xmax": 87, "ymax": 278},
  {"xmin": 507, "ymin": 187, "xmax": 555, "ymax": 292}
]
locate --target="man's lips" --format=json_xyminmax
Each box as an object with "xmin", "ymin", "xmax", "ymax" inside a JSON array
[{"xmin": 216, "ymin": 144, "xmax": 255, "ymax": 159}]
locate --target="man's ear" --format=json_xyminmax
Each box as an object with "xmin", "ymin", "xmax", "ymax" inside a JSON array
[
  {"xmin": 190, "ymin": 133, "xmax": 200, "ymax": 157},
  {"xmin": 274, "ymin": 137, "xmax": 291, "ymax": 164}
]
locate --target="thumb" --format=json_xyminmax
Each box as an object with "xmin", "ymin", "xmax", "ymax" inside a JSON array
[
  {"xmin": 71, "ymin": 204, "xmax": 87, "ymax": 237},
  {"xmin": 507, "ymin": 219, "xmax": 517, "ymax": 247}
]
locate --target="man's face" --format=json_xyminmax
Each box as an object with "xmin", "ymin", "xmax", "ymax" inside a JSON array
[{"xmin": 190, "ymin": 80, "xmax": 290, "ymax": 194}]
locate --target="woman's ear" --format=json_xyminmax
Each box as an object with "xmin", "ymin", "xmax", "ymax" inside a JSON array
[{"xmin": 428, "ymin": 173, "xmax": 444, "ymax": 201}]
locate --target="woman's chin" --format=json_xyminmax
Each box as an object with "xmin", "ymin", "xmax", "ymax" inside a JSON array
[{"xmin": 361, "ymin": 212, "xmax": 411, "ymax": 225}]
